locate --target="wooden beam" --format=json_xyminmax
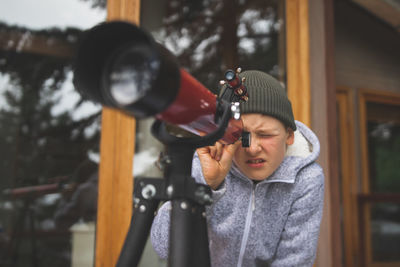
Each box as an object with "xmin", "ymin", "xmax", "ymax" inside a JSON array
[
  {"xmin": 95, "ymin": 1, "xmax": 140, "ymax": 266},
  {"xmin": 337, "ymin": 87, "xmax": 359, "ymax": 267},
  {"xmin": 0, "ymin": 30, "xmax": 74, "ymax": 58},
  {"xmin": 96, "ymin": 108, "xmax": 136, "ymax": 267},
  {"xmin": 286, "ymin": 0, "xmax": 311, "ymax": 126},
  {"xmin": 107, "ymin": 0, "xmax": 141, "ymax": 21}
]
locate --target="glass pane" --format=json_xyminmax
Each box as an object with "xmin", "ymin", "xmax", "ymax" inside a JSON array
[
  {"xmin": 0, "ymin": 1, "xmax": 106, "ymax": 266},
  {"xmin": 138, "ymin": 0, "xmax": 285, "ymax": 266},
  {"xmin": 370, "ymin": 202, "xmax": 400, "ymax": 261},
  {"xmin": 142, "ymin": 0, "xmax": 285, "ymax": 92},
  {"xmin": 366, "ymin": 101, "xmax": 400, "ymax": 262},
  {"xmin": 367, "ymin": 102, "xmax": 400, "ymax": 193},
  {"xmin": 137, "ymin": 0, "xmax": 286, "ymax": 178}
]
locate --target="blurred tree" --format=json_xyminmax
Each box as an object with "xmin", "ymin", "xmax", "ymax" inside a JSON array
[
  {"xmin": 0, "ymin": 23, "xmax": 100, "ymax": 267},
  {"xmin": 0, "ymin": 24, "xmax": 100, "ymax": 191},
  {"xmin": 148, "ymin": 0, "xmax": 282, "ymax": 93},
  {"xmin": 79, "ymin": 0, "xmax": 106, "ymax": 9}
]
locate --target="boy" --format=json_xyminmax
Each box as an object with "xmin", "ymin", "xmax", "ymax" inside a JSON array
[{"xmin": 151, "ymin": 70, "xmax": 324, "ymax": 266}]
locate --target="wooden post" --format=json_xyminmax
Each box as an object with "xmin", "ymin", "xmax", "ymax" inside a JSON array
[
  {"xmin": 95, "ymin": 1, "xmax": 140, "ymax": 266},
  {"xmin": 285, "ymin": 0, "xmax": 311, "ymax": 126}
]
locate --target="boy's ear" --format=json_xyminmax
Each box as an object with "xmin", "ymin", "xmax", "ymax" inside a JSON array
[{"xmin": 286, "ymin": 128, "xmax": 295, "ymax": 145}]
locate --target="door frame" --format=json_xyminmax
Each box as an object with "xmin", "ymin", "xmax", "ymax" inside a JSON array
[{"xmin": 336, "ymin": 87, "xmax": 359, "ymax": 267}]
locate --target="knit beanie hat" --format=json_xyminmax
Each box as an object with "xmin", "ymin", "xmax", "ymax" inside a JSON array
[{"xmin": 235, "ymin": 70, "xmax": 296, "ymax": 131}]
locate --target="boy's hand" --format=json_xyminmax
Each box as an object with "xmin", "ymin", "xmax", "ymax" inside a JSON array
[{"xmin": 196, "ymin": 141, "xmax": 241, "ymax": 190}]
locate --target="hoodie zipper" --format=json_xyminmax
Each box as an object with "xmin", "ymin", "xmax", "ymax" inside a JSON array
[{"xmin": 236, "ymin": 183, "xmax": 256, "ymax": 267}]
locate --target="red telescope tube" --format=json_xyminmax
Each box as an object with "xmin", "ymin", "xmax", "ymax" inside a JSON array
[
  {"xmin": 73, "ymin": 21, "xmax": 243, "ymax": 144},
  {"xmin": 156, "ymin": 69, "xmax": 242, "ymax": 144}
]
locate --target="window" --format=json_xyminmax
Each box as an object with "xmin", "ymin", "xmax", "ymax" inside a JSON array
[
  {"xmin": 136, "ymin": 0, "xmax": 286, "ymax": 265},
  {"xmin": 359, "ymin": 89, "xmax": 400, "ymax": 267},
  {"xmin": 0, "ymin": 1, "xmax": 106, "ymax": 266},
  {"xmin": 135, "ymin": 0, "xmax": 287, "ymax": 177}
]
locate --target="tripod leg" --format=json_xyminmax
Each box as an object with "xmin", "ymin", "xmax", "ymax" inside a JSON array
[
  {"xmin": 192, "ymin": 204, "xmax": 211, "ymax": 267},
  {"xmin": 168, "ymin": 199, "xmax": 195, "ymax": 267},
  {"xmin": 117, "ymin": 198, "xmax": 160, "ymax": 267}
]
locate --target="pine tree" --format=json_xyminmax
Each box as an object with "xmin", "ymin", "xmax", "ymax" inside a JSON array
[{"xmin": 146, "ymin": 0, "xmax": 281, "ymax": 92}]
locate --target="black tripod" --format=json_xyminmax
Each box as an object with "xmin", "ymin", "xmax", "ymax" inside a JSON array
[{"xmin": 116, "ymin": 98, "xmax": 239, "ymax": 267}]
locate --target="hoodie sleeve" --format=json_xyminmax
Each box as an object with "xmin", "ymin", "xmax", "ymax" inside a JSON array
[
  {"xmin": 150, "ymin": 201, "xmax": 171, "ymax": 259},
  {"xmin": 271, "ymin": 163, "xmax": 324, "ymax": 267}
]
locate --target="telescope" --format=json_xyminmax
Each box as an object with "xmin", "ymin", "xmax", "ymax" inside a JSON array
[
  {"xmin": 73, "ymin": 21, "xmax": 249, "ymax": 144},
  {"xmin": 72, "ymin": 21, "xmax": 250, "ymax": 267}
]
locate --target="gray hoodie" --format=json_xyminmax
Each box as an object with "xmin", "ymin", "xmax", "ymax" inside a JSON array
[{"xmin": 151, "ymin": 121, "xmax": 324, "ymax": 267}]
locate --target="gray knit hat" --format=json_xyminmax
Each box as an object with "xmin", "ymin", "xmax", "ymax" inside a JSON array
[{"xmin": 235, "ymin": 70, "xmax": 296, "ymax": 131}]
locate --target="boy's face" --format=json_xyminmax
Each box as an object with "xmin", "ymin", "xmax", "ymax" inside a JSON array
[{"xmin": 233, "ymin": 114, "xmax": 294, "ymax": 181}]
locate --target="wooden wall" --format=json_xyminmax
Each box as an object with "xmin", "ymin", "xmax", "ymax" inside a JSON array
[
  {"xmin": 308, "ymin": 0, "xmax": 342, "ymax": 266},
  {"xmin": 334, "ymin": 2, "xmax": 400, "ymax": 266},
  {"xmin": 335, "ymin": 1, "xmax": 400, "ymax": 94}
]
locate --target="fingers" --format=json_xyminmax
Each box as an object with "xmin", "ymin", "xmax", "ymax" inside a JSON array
[
  {"xmin": 196, "ymin": 140, "xmax": 241, "ymax": 190},
  {"xmin": 197, "ymin": 140, "xmax": 241, "ymax": 162},
  {"xmin": 219, "ymin": 140, "xmax": 241, "ymax": 166},
  {"xmin": 211, "ymin": 142, "xmax": 224, "ymax": 161},
  {"xmin": 226, "ymin": 139, "xmax": 242, "ymax": 154},
  {"xmin": 197, "ymin": 142, "xmax": 224, "ymax": 161}
]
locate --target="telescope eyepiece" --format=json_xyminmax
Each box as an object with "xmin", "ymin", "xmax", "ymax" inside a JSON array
[{"xmin": 241, "ymin": 131, "xmax": 251, "ymax": 148}]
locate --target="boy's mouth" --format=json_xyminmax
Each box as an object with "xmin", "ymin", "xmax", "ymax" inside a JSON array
[{"xmin": 246, "ymin": 158, "xmax": 266, "ymax": 164}]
